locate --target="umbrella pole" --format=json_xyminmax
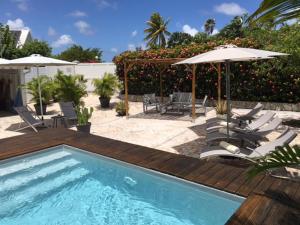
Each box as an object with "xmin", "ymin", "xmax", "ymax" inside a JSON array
[
  {"xmin": 37, "ymin": 66, "xmax": 44, "ymax": 121},
  {"xmin": 225, "ymin": 60, "xmax": 231, "ymax": 141}
]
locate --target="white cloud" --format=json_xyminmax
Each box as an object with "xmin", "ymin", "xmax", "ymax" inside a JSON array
[
  {"xmin": 12, "ymin": 0, "xmax": 28, "ymax": 12},
  {"xmin": 111, "ymin": 48, "xmax": 118, "ymax": 53},
  {"xmin": 131, "ymin": 30, "xmax": 138, "ymax": 37},
  {"xmin": 47, "ymin": 27, "xmax": 56, "ymax": 36},
  {"xmin": 6, "ymin": 18, "xmax": 29, "ymax": 30},
  {"xmin": 128, "ymin": 44, "xmax": 135, "ymax": 51},
  {"xmin": 215, "ymin": 3, "xmax": 247, "ymax": 16},
  {"xmin": 212, "ymin": 28, "xmax": 219, "ymax": 35},
  {"xmin": 74, "ymin": 20, "xmax": 94, "ymax": 35},
  {"xmin": 182, "ymin": 24, "xmax": 198, "ymax": 36},
  {"xmin": 69, "ymin": 10, "xmax": 87, "ymax": 17},
  {"xmin": 94, "ymin": 0, "xmax": 117, "ymax": 9},
  {"xmin": 52, "ymin": 35, "xmax": 74, "ymax": 48}
]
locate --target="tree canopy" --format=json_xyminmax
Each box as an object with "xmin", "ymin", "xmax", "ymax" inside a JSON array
[
  {"xmin": 57, "ymin": 45, "xmax": 102, "ymax": 63},
  {"xmin": 17, "ymin": 39, "xmax": 52, "ymax": 57},
  {"xmin": 167, "ymin": 32, "xmax": 193, "ymax": 48}
]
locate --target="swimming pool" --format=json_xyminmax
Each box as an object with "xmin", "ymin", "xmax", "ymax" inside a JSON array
[{"xmin": 0, "ymin": 145, "xmax": 244, "ymax": 225}]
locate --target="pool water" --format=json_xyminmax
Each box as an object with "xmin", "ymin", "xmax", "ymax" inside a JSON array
[{"xmin": 0, "ymin": 145, "xmax": 244, "ymax": 225}]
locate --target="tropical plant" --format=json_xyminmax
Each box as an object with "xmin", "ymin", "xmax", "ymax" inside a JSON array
[
  {"xmin": 247, "ymin": 144, "xmax": 300, "ymax": 179},
  {"xmin": 204, "ymin": 19, "xmax": 216, "ymax": 35},
  {"xmin": 167, "ymin": 32, "xmax": 193, "ymax": 48},
  {"xmin": 0, "ymin": 24, "xmax": 17, "ymax": 59},
  {"xmin": 57, "ymin": 45, "xmax": 102, "ymax": 62},
  {"xmin": 115, "ymin": 101, "xmax": 127, "ymax": 116},
  {"xmin": 248, "ymin": 0, "xmax": 300, "ymax": 25},
  {"xmin": 53, "ymin": 71, "xmax": 87, "ymax": 106},
  {"xmin": 144, "ymin": 12, "xmax": 171, "ymax": 48},
  {"xmin": 215, "ymin": 100, "xmax": 227, "ymax": 115},
  {"xmin": 93, "ymin": 73, "xmax": 120, "ymax": 98},
  {"xmin": 22, "ymin": 75, "xmax": 53, "ymax": 105},
  {"xmin": 76, "ymin": 106, "xmax": 93, "ymax": 125},
  {"xmin": 193, "ymin": 32, "xmax": 209, "ymax": 44}
]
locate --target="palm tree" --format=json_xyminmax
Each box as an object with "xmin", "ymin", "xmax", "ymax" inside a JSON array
[
  {"xmin": 204, "ymin": 19, "xmax": 216, "ymax": 35},
  {"xmin": 247, "ymin": 144, "xmax": 300, "ymax": 179},
  {"xmin": 144, "ymin": 12, "xmax": 171, "ymax": 48},
  {"xmin": 248, "ymin": 0, "xmax": 300, "ymax": 25}
]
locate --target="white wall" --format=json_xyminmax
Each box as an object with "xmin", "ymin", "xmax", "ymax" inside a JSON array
[{"xmin": 24, "ymin": 63, "xmax": 116, "ymax": 102}]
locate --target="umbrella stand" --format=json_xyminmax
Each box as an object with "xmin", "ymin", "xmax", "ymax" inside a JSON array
[
  {"xmin": 36, "ymin": 66, "xmax": 44, "ymax": 120},
  {"xmin": 225, "ymin": 60, "xmax": 231, "ymax": 141}
]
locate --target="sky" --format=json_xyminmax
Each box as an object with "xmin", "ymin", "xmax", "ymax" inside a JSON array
[{"xmin": 0, "ymin": 0, "xmax": 262, "ymax": 62}]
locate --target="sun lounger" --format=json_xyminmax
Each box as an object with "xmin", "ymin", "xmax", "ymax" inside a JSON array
[
  {"xmin": 14, "ymin": 106, "xmax": 44, "ymax": 132},
  {"xmin": 206, "ymin": 116, "xmax": 282, "ymax": 146},
  {"xmin": 206, "ymin": 102, "xmax": 264, "ymax": 125},
  {"xmin": 207, "ymin": 111, "xmax": 275, "ymax": 133},
  {"xmin": 143, "ymin": 93, "xmax": 159, "ymax": 113},
  {"xmin": 200, "ymin": 128, "xmax": 296, "ymax": 159},
  {"xmin": 58, "ymin": 102, "xmax": 77, "ymax": 126}
]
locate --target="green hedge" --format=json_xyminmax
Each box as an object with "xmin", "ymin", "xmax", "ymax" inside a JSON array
[{"xmin": 114, "ymin": 26, "xmax": 300, "ymax": 103}]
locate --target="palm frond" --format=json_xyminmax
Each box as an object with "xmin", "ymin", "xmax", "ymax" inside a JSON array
[{"xmin": 247, "ymin": 144, "xmax": 300, "ymax": 179}]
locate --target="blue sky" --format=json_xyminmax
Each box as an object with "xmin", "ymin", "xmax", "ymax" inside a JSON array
[{"xmin": 0, "ymin": 0, "xmax": 262, "ymax": 62}]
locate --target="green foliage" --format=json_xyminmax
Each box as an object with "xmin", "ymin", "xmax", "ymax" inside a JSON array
[
  {"xmin": 57, "ymin": 45, "xmax": 102, "ymax": 62},
  {"xmin": 248, "ymin": 0, "xmax": 300, "ymax": 25},
  {"xmin": 93, "ymin": 73, "xmax": 120, "ymax": 98},
  {"xmin": 114, "ymin": 23, "xmax": 300, "ymax": 103},
  {"xmin": 215, "ymin": 100, "xmax": 227, "ymax": 115},
  {"xmin": 76, "ymin": 106, "xmax": 93, "ymax": 125},
  {"xmin": 204, "ymin": 19, "xmax": 216, "ymax": 35},
  {"xmin": 144, "ymin": 12, "xmax": 171, "ymax": 48},
  {"xmin": 21, "ymin": 75, "xmax": 53, "ymax": 105},
  {"xmin": 247, "ymin": 144, "xmax": 300, "ymax": 179},
  {"xmin": 16, "ymin": 39, "xmax": 52, "ymax": 57},
  {"xmin": 0, "ymin": 24, "xmax": 17, "ymax": 59},
  {"xmin": 168, "ymin": 32, "xmax": 193, "ymax": 48},
  {"xmin": 53, "ymin": 71, "xmax": 87, "ymax": 106},
  {"xmin": 193, "ymin": 32, "xmax": 209, "ymax": 44},
  {"xmin": 218, "ymin": 16, "xmax": 244, "ymax": 39},
  {"xmin": 115, "ymin": 101, "xmax": 127, "ymax": 115}
]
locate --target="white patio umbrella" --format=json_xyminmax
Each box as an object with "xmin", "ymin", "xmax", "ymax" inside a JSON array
[
  {"xmin": 174, "ymin": 45, "xmax": 288, "ymax": 139},
  {"xmin": 8, "ymin": 54, "xmax": 76, "ymax": 119}
]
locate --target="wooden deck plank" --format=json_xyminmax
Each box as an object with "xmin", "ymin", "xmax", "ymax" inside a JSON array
[{"xmin": 0, "ymin": 128, "xmax": 299, "ymax": 225}]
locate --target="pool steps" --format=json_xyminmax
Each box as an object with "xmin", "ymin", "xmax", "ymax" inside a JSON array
[{"xmin": 0, "ymin": 151, "xmax": 89, "ymax": 217}]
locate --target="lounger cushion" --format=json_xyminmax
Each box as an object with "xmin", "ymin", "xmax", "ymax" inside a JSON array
[{"xmin": 219, "ymin": 141, "xmax": 240, "ymax": 153}]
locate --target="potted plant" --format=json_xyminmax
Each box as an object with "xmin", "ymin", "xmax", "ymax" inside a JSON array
[
  {"xmin": 93, "ymin": 73, "xmax": 120, "ymax": 108},
  {"xmin": 115, "ymin": 101, "xmax": 127, "ymax": 116},
  {"xmin": 76, "ymin": 106, "xmax": 93, "ymax": 133},
  {"xmin": 215, "ymin": 100, "xmax": 227, "ymax": 120},
  {"xmin": 22, "ymin": 75, "xmax": 53, "ymax": 115}
]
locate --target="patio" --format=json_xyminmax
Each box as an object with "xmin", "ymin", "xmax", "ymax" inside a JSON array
[{"xmin": 1, "ymin": 93, "xmax": 300, "ymax": 158}]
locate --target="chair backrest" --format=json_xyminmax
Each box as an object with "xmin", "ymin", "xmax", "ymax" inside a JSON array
[
  {"xmin": 59, "ymin": 102, "xmax": 77, "ymax": 119},
  {"xmin": 247, "ymin": 111, "xmax": 275, "ymax": 131},
  {"xmin": 245, "ymin": 103, "xmax": 263, "ymax": 118},
  {"xmin": 257, "ymin": 117, "xmax": 282, "ymax": 134},
  {"xmin": 253, "ymin": 129, "xmax": 297, "ymax": 157},
  {"xmin": 14, "ymin": 106, "xmax": 40, "ymax": 125},
  {"xmin": 179, "ymin": 92, "xmax": 192, "ymax": 103},
  {"xmin": 143, "ymin": 93, "xmax": 156, "ymax": 104},
  {"xmin": 172, "ymin": 92, "xmax": 181, "ymax": 102},
  {"xmin": 202, "ymin": 95, "xmax": 208, "ymax": 106}
]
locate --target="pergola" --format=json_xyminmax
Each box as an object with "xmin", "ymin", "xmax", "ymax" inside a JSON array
[{"xmin": 123, "ymin": 58, "xmax": 222, "ymax": 121}]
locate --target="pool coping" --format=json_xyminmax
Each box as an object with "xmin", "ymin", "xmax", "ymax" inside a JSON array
[{"xmin": 0, "ymin": 128, "xmax": 299, "ymax": 224}]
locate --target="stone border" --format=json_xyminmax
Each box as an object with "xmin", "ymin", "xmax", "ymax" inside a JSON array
[{"xmin": 120, "ymin": 94, "xmax": 300, "ymax": 112}]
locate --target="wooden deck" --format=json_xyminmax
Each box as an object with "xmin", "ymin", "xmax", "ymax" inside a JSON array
[{"xmin": 0, "ymin": 128, "xmax": 299, "ymax": 225}]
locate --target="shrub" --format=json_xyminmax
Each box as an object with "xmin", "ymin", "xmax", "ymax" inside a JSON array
[
  {"xmin": 115, "ymin": 101, "xmax": 126, "ymax": 116},
  {"xmin": 113, "ymin": 24, "xmax": 300, "ymax": 103},
  {"xmin": 76, "ymin": 106, "xmax": 93, "ymax": 125},
  {"xmin": 93, "ymin": 73, "xmax": 120, "ymax": 98},
  {"xmin": 53, "ymin": 71, "xmax": 87, "ymax": 106}
]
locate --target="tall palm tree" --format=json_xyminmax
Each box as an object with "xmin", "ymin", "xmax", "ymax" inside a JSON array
[
  {"xmin": 144, "ymin": 12, "xmax": 171, "ymax": 48},
  {"xmin": 204, "ymin": 19, "xmax": 216, "ymax": 35},
  {"xmin": 248, "ymin": 0, "xmax": 300, "ymax": 25}
]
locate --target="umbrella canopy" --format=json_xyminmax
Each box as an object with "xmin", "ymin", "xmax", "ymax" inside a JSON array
[
  {"xmin": 174, "ymin": 45, "xmax": 287, "ymax": 65},
  {"xmin": 8, "ymin": 54, "xmax": 76, "ymax": 119},
  {"xmin": 8, "ymin": 54, "xmax": 76, "ymax": 66},
  {"xmin": 174, "ymin": 45, "xmax": 288, "ymax": 139}
]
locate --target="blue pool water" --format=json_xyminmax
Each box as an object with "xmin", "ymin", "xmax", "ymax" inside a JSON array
[{"xmin": 0, "ymin": 145, "xmax": 244, "ymax": 225}]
